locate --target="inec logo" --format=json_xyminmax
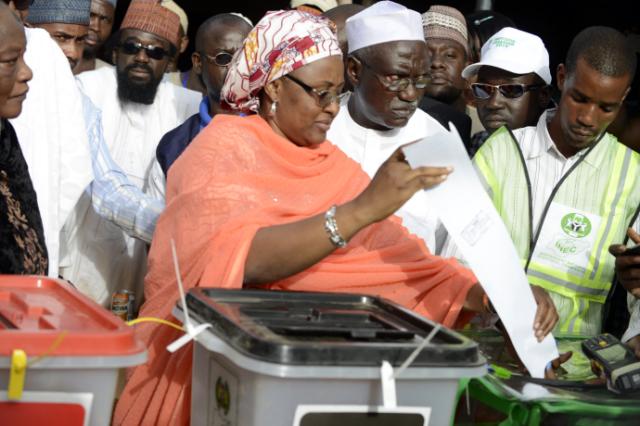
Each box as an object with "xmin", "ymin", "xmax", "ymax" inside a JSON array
[{"xmin": 561, "ymin": 213, "xmax": 592, "ymax": 238}]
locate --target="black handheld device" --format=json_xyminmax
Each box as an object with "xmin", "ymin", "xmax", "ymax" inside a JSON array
[
  {"xmin": 621, "ymin": 244, "xmax": 640, "ymax": 256},
  {"xmin": 582, "ymin": 333, "xmax": 640, "ymax": 393}
]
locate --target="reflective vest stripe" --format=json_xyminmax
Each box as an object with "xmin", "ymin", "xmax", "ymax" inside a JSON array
[
  {"xmin": 474, "ymin": 153, "xmax": 500, "ymax": 211},
  {"xmin": 565, "ymin": 298, "xmax": 586, "ymax": 335},
  {"xmin": 590, "ymin": 148, "xmax": 634, "ymax": 283},
  {"xmin": 528, "ymin": 267, "xmax": 608, "ymax": 301}
]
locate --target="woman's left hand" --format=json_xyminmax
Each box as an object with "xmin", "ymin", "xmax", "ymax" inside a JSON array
[{"xmin": 530, "ymin": 285, "xmax": 559, "ymax": 341}]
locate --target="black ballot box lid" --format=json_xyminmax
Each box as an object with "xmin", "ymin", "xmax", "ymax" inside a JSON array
[{"xmin": 182, "ymin": 288, "xmax": 484, "ymax": 368}]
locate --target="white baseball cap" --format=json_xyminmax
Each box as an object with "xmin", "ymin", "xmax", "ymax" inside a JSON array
[
  {"xmin": 462, "ymin": 27, "xmax": 552, "ymax": 84},
  {"xmin": 346, "ymin": 1, "xmax": 424, "ymax": 54}
]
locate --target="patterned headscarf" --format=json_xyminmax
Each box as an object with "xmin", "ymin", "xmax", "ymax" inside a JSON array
[{"xmin": 222, "ymin": 10, "xmax": 341, "ymax": 113}]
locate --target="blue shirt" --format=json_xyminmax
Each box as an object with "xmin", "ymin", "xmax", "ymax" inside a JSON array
[
  {"xmin": 82, "ymin": 94, "xmax": 163, "ymax": 243},
  {"xmin": 199, "ymin": 96, "xmax": 212, "ymax": 130},
  {"xmin": 156, "ymin": 96, "xmax": 212, "ymax": 177}
]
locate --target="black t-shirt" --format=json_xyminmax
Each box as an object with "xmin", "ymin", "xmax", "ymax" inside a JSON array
[{"xmin": 419, "ymin": 96, "xmax": 473, "ymax": 155}]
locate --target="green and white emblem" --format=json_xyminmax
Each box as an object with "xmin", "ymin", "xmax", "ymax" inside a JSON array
[{"xmin": 561, "ymin": 213, "xmax": 592, "ymax": 238}]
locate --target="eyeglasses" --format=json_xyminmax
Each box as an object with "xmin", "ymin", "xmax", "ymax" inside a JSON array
[
  {"xmin": 118, "ymin": 41, "xmax": 169, "ymax": 60},
  {"xmin": 199, "ymin": 51, "xmax": 235, "ymax": 67},
  {"xmin": 359, "ymin": 60, "xmax": 430, "ymax": 92},
  {"xmin": 284, "ymin": 74, "xmax": 340, "ymax": 108},
  {"xmin": 471, "ymin": 83, "xmax": 545, "ymax": 100}
]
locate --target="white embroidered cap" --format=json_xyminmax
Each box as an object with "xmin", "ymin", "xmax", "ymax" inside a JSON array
[
  {"xmin": 462, "ymin": 27, "xmax": 552, "ymax": 84},
  {"xmin": 345, "ymin": 1, "xmax": 424, "ymax": 54}
]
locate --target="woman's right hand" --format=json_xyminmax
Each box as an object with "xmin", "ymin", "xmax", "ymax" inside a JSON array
[{"xmin": 353, "ymin": 146, "xmax": 452, "ymax": 224}]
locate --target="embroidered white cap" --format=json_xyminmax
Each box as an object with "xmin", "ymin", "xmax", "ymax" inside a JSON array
[
  {"xmin": 462, "ymin": 27, "xmax": 552, "ymax": 84},
  {"xmin": 345, "ymin": 0, "xmax": 424, "ymax": 54}
]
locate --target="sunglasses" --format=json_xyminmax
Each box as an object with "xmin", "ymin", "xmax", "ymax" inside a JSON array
[
  {"xmin": 471, "ymin": 83, "xmax": 545, "ymax": 100},
  {"xmin": 118, "ymin": 41, "xmax": 170, "ymax": 60},
  {"xmin": 199, "ymin": 51, "xmax": 235, "ymax": 67},
  {"xmin": 285, "ymin": 74, "xmax": 340, "ymax": 109}
]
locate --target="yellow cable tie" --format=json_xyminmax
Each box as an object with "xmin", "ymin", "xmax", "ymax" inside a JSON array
[
  {"xmin": 126, "ymin": 317, "xmax": 185, "ymax": 332},
  {"xmin": 8, "ymin": 349, "xmax": 27, "ymax": 401}
]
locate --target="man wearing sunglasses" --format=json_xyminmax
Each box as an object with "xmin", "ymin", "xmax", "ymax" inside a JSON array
[
  {"xmin": 327, "ymin": 1, "xmax": 449, "ymax": 253},
  {"xmin": 2, "ymin": 0, "xmax": 167, "ymax": 295},
  {"xmin": 462, "ymin": 27, "xmax": 551, "ymax": 156},
  {"xmin": 64, "ymin": 0, "xmax": 199, "ymax": 307},
  {"xmin": 147, "ymin": 13, "xmax": 252, "ymax": 200},
  {"xmin": 448, "ymin": 27, "xmax": 640, "ymax": 372}
]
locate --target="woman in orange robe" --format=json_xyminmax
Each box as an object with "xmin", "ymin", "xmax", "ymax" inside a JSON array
[{"xmin": 113, "ymin": 10, "xmax": 555, "ymax": 425}]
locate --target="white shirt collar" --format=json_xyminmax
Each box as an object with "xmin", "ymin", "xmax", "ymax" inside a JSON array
[{"xmin": 529, "ymin": 109, "xmax": 595, "ymax": 167}]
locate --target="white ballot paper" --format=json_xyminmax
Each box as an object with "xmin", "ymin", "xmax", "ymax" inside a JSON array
[{"xmin": 402, "ymin": 124, "xmax": 559, "ymax": 378}]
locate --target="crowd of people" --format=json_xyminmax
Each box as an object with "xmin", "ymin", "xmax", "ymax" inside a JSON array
[{"xmin": 1, "ymin": 0, "xmax": 640, "ymax": 424}]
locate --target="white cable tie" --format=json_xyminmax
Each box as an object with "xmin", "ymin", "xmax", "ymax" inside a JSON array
[
  {"xmin": 167, "ymin": 322, "xmax": 212, "ymax": 353},
  {"xmin": 380, "ymin": 361, "xmax": 397, "ymax": 408},
  {"xmin": 171, "ymin": 238, "xmax": 192, "ymax": 330},
  {"xmin": 393, "ymin": 323, "xmax": 442, "ymax": 380},
  {"xmin": 165, "ymin": 238, "xmax": 212, "ymax": 353}
]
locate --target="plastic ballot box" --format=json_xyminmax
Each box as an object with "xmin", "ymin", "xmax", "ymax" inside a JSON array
[
  {"xmin": 174, "ymin": 288, "xmax": 487, "ymax": 426},
  {"xmin": 0, "ymin": 275, "xmax": 147, "ymax": 426}
]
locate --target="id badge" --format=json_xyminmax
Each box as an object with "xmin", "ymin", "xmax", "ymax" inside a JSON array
[{"xmin": 530, "ymin": 202, "xmax": 602, "ymax": 276}]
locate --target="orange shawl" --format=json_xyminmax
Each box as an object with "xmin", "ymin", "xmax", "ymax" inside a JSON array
[{"xmin": 113, "ymin": 114, "xmax": 477, "ymax": 425}]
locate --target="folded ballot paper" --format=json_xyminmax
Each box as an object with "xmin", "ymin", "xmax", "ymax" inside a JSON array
[{"xmin": 402, "ymin": 124, "xmax": 559, "ymax": 378}]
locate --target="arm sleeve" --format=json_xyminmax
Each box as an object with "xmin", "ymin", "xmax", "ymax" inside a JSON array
[
  {"xmin": 146, "ymin": 159, "xmax": 167, "ymax": 202},
  {"xmin": 83, "ymin": 95, "xmax": 164, "ymax": 243}
]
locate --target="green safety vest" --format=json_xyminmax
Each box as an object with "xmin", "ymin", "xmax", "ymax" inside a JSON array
[{"xmin": 474, "ymin": 127, "xmax": 640, "ymax": 338}]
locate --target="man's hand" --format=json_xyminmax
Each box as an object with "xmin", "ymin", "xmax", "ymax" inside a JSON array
[
  {"xmin": 530, "ymin": 285, "xmax": 559, "ymax": 341},
  {"xmin": 544, "ymin": 351, "xmax": 572, "ymax": 379},
  {"xmin": 609, "ymin": 228, "xmax": 640, "ymax": 299},
  {"xmin": 627, "ymin": 335, "xmax": 640, "ymax": 359}
]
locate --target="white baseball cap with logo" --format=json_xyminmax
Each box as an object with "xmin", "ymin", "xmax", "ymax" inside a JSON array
[{"xmin": 462, "ymin": 27, "xmax": 552, "ymax": 84}]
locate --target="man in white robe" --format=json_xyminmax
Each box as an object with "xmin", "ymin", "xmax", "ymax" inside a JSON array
[
  {"xmin": 9, "ymin": 26, "xmax": 93, "ymax": 278},
  {"xmin": 327, "ymin": 2, "xmax": 448, "ymax": 253},
  {"xmin": 64, "ymin": 0, "xmax": 200, "ymax": 306}
]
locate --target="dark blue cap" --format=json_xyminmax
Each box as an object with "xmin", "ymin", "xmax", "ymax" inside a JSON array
[{"xmin": 27, "ymin": 0, "xmax": 91, "ymax": 26}]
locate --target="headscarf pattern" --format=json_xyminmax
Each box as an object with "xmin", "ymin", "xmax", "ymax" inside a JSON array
[{"xmin": 222, "ymin": 10, "xmax": 341, "ymax": 113}]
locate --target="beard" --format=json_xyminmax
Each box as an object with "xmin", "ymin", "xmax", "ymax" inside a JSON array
[{"xmin": 116, "ymin": 63, "xmax": 163, "ymax": 105}]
